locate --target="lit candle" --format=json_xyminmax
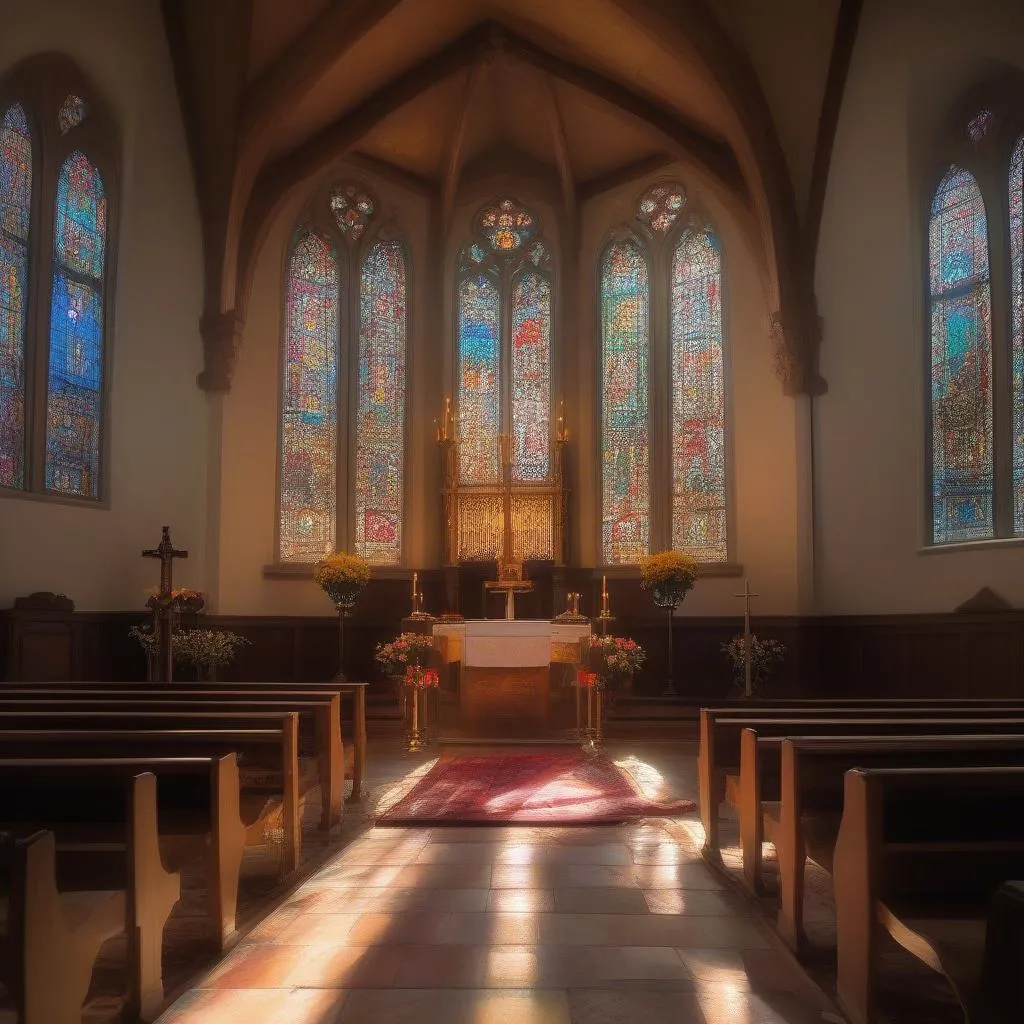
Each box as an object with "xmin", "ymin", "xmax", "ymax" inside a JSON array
[
  {"xmin": 412, "ymin": 571, "xmax": 417, "ymax": 604},
  {"xmin": 602, "ymin": 575, "xmax": 607, "ymax": 598}
]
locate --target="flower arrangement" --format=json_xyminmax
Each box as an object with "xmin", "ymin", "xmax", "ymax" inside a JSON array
[
  {"xmin": 145, "ymin": 587, "xmax": 206, "ymax": 613},
  {"xmin": 405, "ymin": 665, "xmax": 440, "ymax": 688},
  {"xmin": 591, "ymin": 634, "xmax": 646, "ymax": 681},
  {"xmin": 313, "ymin": 551, "xmax": 371, "ymax": 607},
  {"xmin": 639, "ymin": 550, "xmax": 698, "ymax": 596},
  {"xmin": 375, "ymin": 632, "xmax": 436, "ymax": 676},
  {"xmin": 722, "ymin": 634, "xmax": 786, "ymax": 694},
  {"xmin": 577, "ymin": 669, "xmax": 601, "ymax": 689},
  {"xmin": 129, "ymin": 626, "xmax": 250, "ymax": 668}
]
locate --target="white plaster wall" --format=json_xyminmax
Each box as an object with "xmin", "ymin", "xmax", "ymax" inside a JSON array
[
  {"xmin": 0, "ymin": 0, "xmax": 207, "ymax": 611},
  {"xmin": 815, "ymin": 0, "xmax": 1024, "ymax": 613},
  {"xmin": 217, "ymin": 169, "xmax": 433, "ymax": 615},
  {"xmin": 578, "ymin": 163, "xmax": 800, "ymax": 615}
]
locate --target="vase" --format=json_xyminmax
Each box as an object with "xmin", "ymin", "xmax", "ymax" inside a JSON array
[{"xmin": 198, "ymin": 663, "xmax": 218, "ymax": 683}]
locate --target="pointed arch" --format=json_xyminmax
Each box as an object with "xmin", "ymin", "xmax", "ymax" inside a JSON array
[
  {"xmin": 928, "ymin": 165, "xmax": 993, "ymax": 544},
  {"xmin": 279, "ymin": 229, "xmax": 339, "ymax": 561},
  {"xmin": 600, "ymin": 236, "xmax": 651, "ymax": 564},
  {"xmin": 0, "ymin": 103, "xmax": 32, "ymax": 490},
  {"xmin": 355, "ymin": 236, "xmax": 407, "ymax": 564},
  {"xmin": 510, "ymin": 267, "xmax": 551, "ymax": 483},
  {"xmin": 671, "ymin": 225, "xmax": 727, "ymax": 561},
  {"xmin": 46, "ymin": 150, "xmax": 107, "ymax": 498}
]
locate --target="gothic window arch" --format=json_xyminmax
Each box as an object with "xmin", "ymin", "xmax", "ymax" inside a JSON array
[
  {"xmin": 599, "ymin": 181, "xmax": 729, "ymax": 565},
  {"xmin": 452, "ymin": 198, "xmax": 557, "ymax": 563},
  {"xmin": 925, "ymin": 95, "xmax": 1024, "ymax": 545},
  {"xmin": 0, "ymin": 57, "xmax": 117, "ymax": 501},
  {"xmin": 277, "ymin": 182, "xmax": 408, "ymax": 564}
]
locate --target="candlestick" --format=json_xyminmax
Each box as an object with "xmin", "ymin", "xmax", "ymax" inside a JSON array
[{"xmin": 412, "ymin": 571, "xmax": 417, "ymax": 605}]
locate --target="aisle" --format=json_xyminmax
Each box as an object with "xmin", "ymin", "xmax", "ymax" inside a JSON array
[{"xmin": 156, "ymin": 744, "xmax": 838, "ymax": 1024}]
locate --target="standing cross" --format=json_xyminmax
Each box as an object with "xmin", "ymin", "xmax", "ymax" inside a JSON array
[
  {"xmin": 142, "ymin": 526, "xmax": 188, "ymax": 682},
  {"xmin": 734, "ymin": 577, "xmax": 759, "ymax": 697}
]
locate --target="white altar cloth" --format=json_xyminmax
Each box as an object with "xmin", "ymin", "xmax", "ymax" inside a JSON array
[{"xmin": 433, "ymin": 619, "xmax": 591, "ymax": 667}]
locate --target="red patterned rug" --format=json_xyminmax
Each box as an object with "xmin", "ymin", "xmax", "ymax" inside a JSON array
[{"xmin": 376, "ymin": 750, "xmax": 696, "ymax": 826}]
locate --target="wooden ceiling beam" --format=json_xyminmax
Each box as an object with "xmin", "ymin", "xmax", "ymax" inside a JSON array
[
  {"xmin": 442, "ymin": 59, "xmax": 486, "ymax": 229},
  {"xmin": 241, "ymin": 0, "xmax": 405, "ymax": 151},
  {"xmin": 577, "ymin": 153, "xmax": 675, "ymax": 202}
]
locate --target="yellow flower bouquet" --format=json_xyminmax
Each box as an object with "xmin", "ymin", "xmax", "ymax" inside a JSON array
[
  {"xmin": 314, "ymin": 550, "xmax": 371, "ymax": 608},
  {"xmin": 640, "ymin": 550, "xmax": 697, "ymax": 606}
]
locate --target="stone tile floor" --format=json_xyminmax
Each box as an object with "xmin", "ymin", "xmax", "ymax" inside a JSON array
[{"xmin": 154, "ymin": 740, "xmax": 843, "ymax": 1024}]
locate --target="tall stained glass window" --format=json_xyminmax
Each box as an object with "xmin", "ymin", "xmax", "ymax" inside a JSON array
[
  {"xmin": 355, "ymin": 239, "xmax": 407, "ymax": 564},
  {"xmin": 0, "ymin": 104, "xmax": 31, "ymax": 490},
  {"xmin": 600, "ymin": 240, "xmax": 650, "ymax": 564},
  {"xmin": 671, "ymin": 228, "xmax": 726, "ymax": 561},
  {"xmin": 456, "ymin": 201, "xmax": 552, "ymax": 490},
  {"xmin": 458, "ymin": 274, "xmax": 501, "ymax": 484},
  {"xmin": 928, "ymin": 165, "xmax": 993, "ymax": 543},
  {"xmin": 46, "ymin": 151, "xmax": 106, "ymax": 498},
  {"xmin": 1011, "ymin": 136, "xmax": 1024, "ymax": 533},
  {"xmin": 279, "ymin": 231, "xmax": 339, "ymax": 561}
]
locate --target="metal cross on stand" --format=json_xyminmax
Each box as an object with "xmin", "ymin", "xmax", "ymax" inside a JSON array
[
  {"xmin": 734, "ymin": 577, "xmax": 759, "ymax": 698},
  {"xmin": 142, "ymin": 526, "xmax": 188, "ymax": 682}
]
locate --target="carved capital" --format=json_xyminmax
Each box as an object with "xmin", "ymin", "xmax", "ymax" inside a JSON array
[
  {"xmin": 197, "ymin": 310, "xmax": 245, "ymax": 393},
  {"xmin": 769, "ymin": 307, "xmax": 827, "ymax": 397}
]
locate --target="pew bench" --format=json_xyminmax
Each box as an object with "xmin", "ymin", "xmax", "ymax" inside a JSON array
[
  {"xmin": 0, "ymin": 767, "xmax": 175, "ymax": 1024},
  {"xmin": 0, "ymin": 713, "xmax": 305, "ymax": 873},
  {"xmin": 698, "ymin": 706, "xmax": 1024, "ymax": 858},
  {"xmin": 0, "ymin": 692, "xmax": 344, "ymax": 830},
  {"xmin": 733, "ymin": 730, "xmax": 1024, "ymax": 949},
  {"xmin": 7, "ymin": 679, "xmax": 370, "ymax": 800},
  {"xmin": 834, "ymin": 765, "xmax": 1024, "ymax": 1024}
]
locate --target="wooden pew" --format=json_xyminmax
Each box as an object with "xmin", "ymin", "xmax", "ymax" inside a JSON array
[
  {"xmin": 734, "ymin": 731, "xmax": 1024, "ymax": 948},
  {"xmin": 833, "ymin": 766, "xmax": 1024, "ymax": 1024},
  {"xmin": 1, "ymin": 829, "xmax": 125, "ymax": 1024},
  {"xmin": 0, "ymin": 712, "xmax": 303, "ymax": 873},
  {"xmin": 0, "ymin": 691, "xmax": 343, "ymax": 830},
  {"xmin": 0, "ymin": 766, "xmax": 180, "ymax": 1023},
  {"xmin": 5, "ymin": 679, "xmax": 370, "ymax": 801},
  {"xmin": 698, "ymin": 705, "xmax": 1024, "ymax": 858}
]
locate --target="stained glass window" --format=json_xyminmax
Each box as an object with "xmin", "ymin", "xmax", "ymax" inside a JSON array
[
  {"xmin": 475, "ymin": 199, "xmax": 537, "ymax": 253},
  {"xmin": 279, "ymin": 231, "xmax": 339, "ymax": 561},
  {"xmin": 929, "ymin": 165, "xmax": 993, "ymax": 543},
  {"xmin": 355, "ymin": 240, "xmax": 406, "ymax": 564},
  {"xmin": 637, "ymin": 184, "xmax": 686, "ymax": 234},
  {"xmin": 600, "ymin": 240, "xmax": 650, "ymax": 564},
  {"xmin": 458, "ymin": 274, "xmax": 501, "ymax": 484},
  {"xmin": 329, "ymin": 184, "xmax": 375, "ymax": 240},
  {"xmin": 1011, "ymin": 136, "xmax": 1024, "ymax": 534},
  {"xmin": 671, "ymin": 228, "xmax": 727, "ymax": 561},
  {"xmin": 0, "ymin": 104, "xmax": 31, "ymax": 490},
  {"xmin": 511, "ymin": 271, "xmax": 551, "ymax": 481},
  {"xmin": 58, "ymin": 94, "xmax": 86, "ymax": 134},
  {"xmin": 46, "ymin": 151, "xmax": 106, "ymax": 498},
  {"xmin": 966, "ymin": 109, "xmax": 993, "ymax": 145}
]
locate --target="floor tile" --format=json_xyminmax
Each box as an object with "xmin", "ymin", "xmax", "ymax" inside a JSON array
[{"xmin": 553, "ymin": 886, "xmax": 649, "ymax": 914}]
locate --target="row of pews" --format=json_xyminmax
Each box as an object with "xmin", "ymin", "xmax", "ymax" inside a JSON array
[
  {"xmin": 697, "ymin": 697, "xmax": 1024, "ymax": 1024},
  {"xmin": 0, "ymin": 678, "xmax": 368, "ymax": 1024}
]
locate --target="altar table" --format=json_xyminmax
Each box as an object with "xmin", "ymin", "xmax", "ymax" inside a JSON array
[{"xmin": 433, "ymin": 620, "xmax": 591, "ymax": 737}]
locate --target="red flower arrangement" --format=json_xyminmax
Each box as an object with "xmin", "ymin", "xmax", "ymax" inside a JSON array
[
  {"xmin": 405, "ymin": 665, "xmax": 440, "ymax": 688},
  {"xmin": 577, "ymin": 669, "xmax": 600, "ymax": 688}
]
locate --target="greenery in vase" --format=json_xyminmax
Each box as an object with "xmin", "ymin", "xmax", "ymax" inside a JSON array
[
  {"xmin": 722, "ymin": 634, "xmax": 786, "ymax": 695},
  {"xmin": 639, "ymin": 550, "xmax": 698, "ymax": 605},
  {"xmin": 129, "ymin": 626, "xmax": 250, "ymax": 668},
  {"xmin": 313, "ymin": 551, "xmax": 371, "ymax": 606},
  {"xmin": 591, "ymin": 634, "xmax": 646, "ymax": 684},
  {"xmin": 375, "ymin": 632, "xmax": 436, "ymax": 676}
]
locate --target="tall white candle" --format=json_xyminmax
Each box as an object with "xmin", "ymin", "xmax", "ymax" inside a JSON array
[{"xmin": 412, "ymin": 571, "xmax": 417, "ymax": 603}]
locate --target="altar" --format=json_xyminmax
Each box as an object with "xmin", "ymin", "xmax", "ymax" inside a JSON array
[{"xmin": 434, "ymin": 619, "xmax": 591, "ymax": 737}]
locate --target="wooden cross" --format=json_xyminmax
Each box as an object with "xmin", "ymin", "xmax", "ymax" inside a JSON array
[
  {"xmin": 734, "ymin": 577, "xmax": 758, "ymax": 697},
  {"xmin": 142, "ymin": 526, "xmax": 188, "ymax": 682}
]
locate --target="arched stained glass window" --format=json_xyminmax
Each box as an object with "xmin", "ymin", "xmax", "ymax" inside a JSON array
[
  {"xmin": 600, "ymin": 240, "xmax": 650, "ymax": 564},
  {"xmin": 671, "ymin": 228, "xmax": 726, "ymax": 561},
  {"xmin": 58, "ymin": 94, "xmax": 86, "ymax": 134},
  {"xmin": 46, "ymin": 151, "xmax": 106, "ymax": 498},
  {"xmin": 928, "ymin": 165, "xmax": 993, "ymax": 544},
  {"xmin": 279, "ymin": 230, "xmax": 339, "ymax": 561},
  {"xmin": 1011, "ymin": 136, "xmax": 1024, "ymax": 534},
  {"xmin": 458, "ymin": 274, "xmax": 501, "ymax": 484},
  {"xmin": 355, "ymin": 239, "xmax": 407, "ymax": 564},
  {"xmin": 0, "ymin": 104, "xmax": 31, "ymax": 490},
  {"xmin": 511, "ymin": 270, "xmax": 550, "ymax": 481}
]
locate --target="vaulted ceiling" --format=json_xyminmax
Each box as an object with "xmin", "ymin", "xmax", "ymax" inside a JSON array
[{"xmin": 161, "ymin": 0, "xmax": 860, "ymax": 397}]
